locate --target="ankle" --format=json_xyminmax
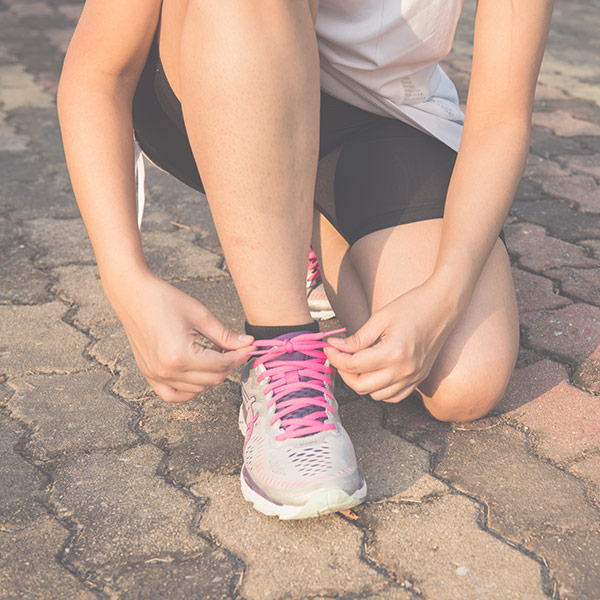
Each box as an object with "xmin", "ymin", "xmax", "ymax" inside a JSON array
[{"xmin": 245, "ymin": 321, "xmax": 319, "ymax": 340}]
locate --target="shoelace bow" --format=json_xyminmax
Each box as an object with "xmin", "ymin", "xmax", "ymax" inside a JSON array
[
  {"xmin": 307, "ymin": 248, "xmax": 321, "ymax": 286},
  {"xmin": 248, "ymin": 329, "xmax": 346, "ymax": 441}
]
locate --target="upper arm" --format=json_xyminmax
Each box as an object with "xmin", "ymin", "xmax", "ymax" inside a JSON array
[
  {"xmin": 60, "ymin": 0, "xmax": 161, "ymax": 89},
  {"xmin": 464, "ymin": 0, "xmax": 554, "ymax": 127}
]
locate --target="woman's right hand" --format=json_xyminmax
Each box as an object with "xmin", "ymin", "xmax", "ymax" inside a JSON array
[{"xmin": 105, "ymin": 270, "xmax": 254, "ymax": 402}]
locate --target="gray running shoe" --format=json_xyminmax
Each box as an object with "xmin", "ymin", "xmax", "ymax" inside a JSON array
[
  {"xmin": 307, "ymin": 248, "xmax": 335, "ymax": 321},
  {"xmin": 239, "ymin": 330, "xmax": 366, "ymax": 519}
]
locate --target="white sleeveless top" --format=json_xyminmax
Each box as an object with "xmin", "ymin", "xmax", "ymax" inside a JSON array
[{"xmin": 316, "ymin": 0, "xmax": 465, "ymax": 151}]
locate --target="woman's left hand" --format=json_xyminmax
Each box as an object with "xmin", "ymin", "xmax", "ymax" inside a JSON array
[{"xmin": 325, "ymin": 280, "xmax": 464, "ymax": 402}]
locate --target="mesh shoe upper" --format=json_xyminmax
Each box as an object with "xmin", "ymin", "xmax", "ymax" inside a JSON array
[{"xmin": 240, "ymin": 330, "xmax": 362, "ymax": 506}]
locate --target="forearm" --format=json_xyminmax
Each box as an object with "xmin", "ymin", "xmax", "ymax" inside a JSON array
[
  {"xmin": 58, "ymin": 74, "xmax": 149, "ymax": 296},
  {"xmin": 431, "ymin": 118, "xmax": 530, "ymax": 310}
]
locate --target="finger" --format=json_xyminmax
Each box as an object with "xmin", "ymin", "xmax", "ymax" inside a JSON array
[
  {"xmin": 186, "ymin": 343, "xmax": 252, "ymax": 375},
  {"xmin": 325, "ymin": 343, "xmax": 391, "ymax": 375},
  {"xmin": 336, "ymin": 367, "xmax": 395, "ymax": 397},
  {"xmin": 326, "ymin": 316, "xmax": 384, "ymax": 354},
  {"xmin": 192, "ymin": 306, "xmax": 254, "ymax": 351},
  {"xmin": 373, "ymin": 382, "xmax": 418, "ymax": 404},
  {"xmin": 150, "ymin": 379, "xmax": 204, "ymax": 403}
]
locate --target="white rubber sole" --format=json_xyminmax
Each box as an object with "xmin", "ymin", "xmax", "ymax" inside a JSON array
[
  {"xmin": 240, "ymin": 470, "xmax": 367, "ymax": 520},
  {"xmin": 238, "ymin": 405, "xmax": 366, "ymax": 519},
  {"xmin": 309, "ymin": 307, "xmax": 336, "ymax": 321}
]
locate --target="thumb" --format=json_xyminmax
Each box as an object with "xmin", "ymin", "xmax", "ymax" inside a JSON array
[
  {"xmin": 194, "ymin": 307, "xmax": 254, "ymax": 351},
  {"xmin": 327, "ymin": 318, "xmax": 382, "ymax": 353}
]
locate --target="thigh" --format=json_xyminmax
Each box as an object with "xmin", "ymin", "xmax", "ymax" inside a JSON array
[{"xmin": 350, "ymin": 220, "xmax": 519, "ymax": 419}]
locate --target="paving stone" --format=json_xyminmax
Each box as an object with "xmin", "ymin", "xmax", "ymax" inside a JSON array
[
  {"xmin": 570, "ymin": 455, "xmax": 600, "ymax": 506},
  {"xmin": 7, "ymin": 107, "xmax": 67, "ymax": 166},
  {"xmin": 511, "ymin": 268, "xmax": 571, "ymax": 314},
  {"xmin": 435, "ymin": 426, "xmax": 600, "ymax": 541},
  {"xmin": 9, "ymin": 1, "xmax": 54, "ymax": 18},
  {"xmin": 0, "ymin": 416, "xmax": 46, "ymax": 528},
  {"xmin": 515, "ymin": 345, "xmax": 545, "ymax": 369},
  {"xmin": 88, "ymin": 322, "xmax": 151, "ymax": 400},
  {"xmin": 359, "ymin": 495, "xmax": 547, "ymax": 600},
  {"xmin": 521, "ymin": 303, "xmax": 600, "ymax": 364},
  {"xmin": 142, "ymin": 229, "xmax": 224, "ymax": 281},
  {"xmin": 505, "ymin": 222, "xmax": 597, "ymax": 272},
  {"xmin": 0, "ymin": 113, "xmax": 28, "ymax": 151},
  {"xmin": 340, "ymin": 398, "xmax": 430, "ymax": 501},
  {"xmin": 142, "ymin": 380, "xmax": 243, "ymax": 482},
  {"xmin": 2, "ymin": 177, "xmax": 80, "ymax": 220},
  {"xmin": 57, "ymin": 3, "xmax": 83, "ymax": 22},
  {"xmin": 383, "ymin": 393, "xmax": 451, "ymax": 454},
  {"xmin": 528, "ymin": 531, "xmax": 600, "ymax": 600},
  {"xmin": 0, "ymin": 150, "xmax": 46, "ymax": 185},
  {"xmin": 0, "ymin": 63, "xmax": 52, "ymax": 110},
  {"xmin": 138, "ymin": 202, "xmax": 179, "ymax": 232},
  {"xmin": 144, "ymin": 165, "xmax": 222, "ymax": 255},
  {"xmin": 532, "ymin": 110, "xmax": 600, "ymax": 137},
  {"xmin": 511, "ymin": 198, "xmax": 600, "ymax": 243},
  {"xmin": 533, "ymin": 83, "xmax": 570, "ymax": 102},
  {"xmin": 0, "ymin": 515, "xmax": 94, "ymax": 600},
  {"xmin": 508, "ymin": 380, "xmax": 600, "ymax": 464},
  {"xmin": 558, "ymin": 153, "xmax": 600, "ymax": 178},
  {"xmin": 544, "ymin": 266, "xmax": 600, "ymax": 307},
  {"xmin": 494, "ymin": 359, "xmax": 568, "ymax": 414},
  {"xmin": 190, "ymin": 472, "xmax": 388, "ymax": 600},
  {"xmin": 44, "ymin": 27, "xmax": 73, "ymax": 54},
  {"xmin": 0, "ymin": 216, "xmax": 52, "ymax": 303},
  {"xmin": 101, "ymin": 549, "xmax": 239, "ymax": 600},
  {"xmin": 22, "ymin": 217, "xmax": 95, "ymax": 267},
  {"xmin": 53, "ymin": 264, "xmax": 115, "ymax": 331},
  {"xmin": 8, "ymin": 371, "xmax": 138, "ymax": 460},
  {"xmin": 0, "ymin": 302, "xmax": 90, "ymax": 375},
  {"xmin": 525, "ymin": 158, "xmax": 600, "ymax": 213},
  {"xmin": 529, "ymin": 126, "xmax": 588, "ymax": 157},
  {"xmin": 50, "ymin": 445, "xmax": 206, "ymax": 568},
  {"xmin": 580, "ymin": 239, "xmax": 600, "ymax": 260},
  {"xmin": 573, "ymin": 345, "xmax": 600, "ymax": 395},
  {"xmin": 173, "ymin": 278, "xmax": 246, "ymax": 336}
]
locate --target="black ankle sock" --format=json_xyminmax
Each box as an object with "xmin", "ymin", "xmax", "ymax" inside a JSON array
[{"xmin": 245, "ymin": 320, "xmax": 320, "ymax": 340}]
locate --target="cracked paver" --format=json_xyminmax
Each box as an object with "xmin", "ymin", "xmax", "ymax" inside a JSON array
[
  {"xmin": 8, "ymin": 371, "xmax": 138, "ymax": 460},
  {"xmin": 0, "ymin": 416, "xmax": 47, "ymax": 529},
  {"xmin": 0, "ymin": 515, "xmax": 95, "ymax": 600},
  {"xmin": 49, "ymin": 445, "xmax": 208, "ymax": 569},
  {"xmin": 1, "ymin": 0, "xmax": 600, "ymax": 597},
  {"xmin": 358, "ymin": 494, "xmax": 548, "ymax": 600},
  {"xmin": 190, "ymin": 472, "xmax": 392, "ymax": 600},
  {"xmin": 0, "ymin": 302, "xmax": 90, "ymax": 375}
]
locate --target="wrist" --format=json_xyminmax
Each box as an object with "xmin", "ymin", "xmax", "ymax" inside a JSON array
[
  {"xmin": 426, "ymin": 263, "xmax": 476, "ymax": 318},
  {"xmin": 100, "ymin": 260, "xmax": 154, "ymax": 305}
]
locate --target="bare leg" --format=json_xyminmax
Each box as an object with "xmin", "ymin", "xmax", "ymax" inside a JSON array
[
  {"xmin": 314, "ymin": 207, "xmax": 519, "ymax": 421},
  {"xmin": 161, "ymin": 0, "xmax": 320, "ymax": 327}
]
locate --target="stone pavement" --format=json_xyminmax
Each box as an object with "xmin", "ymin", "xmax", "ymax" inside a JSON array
[{"xmin": 1, "ymin": 0, "xmax": 599, "ymax": 598}]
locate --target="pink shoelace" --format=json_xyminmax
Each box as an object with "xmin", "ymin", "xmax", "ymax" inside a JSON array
[
  {"xmin": 307, "ymin": 248, "xmax": 321, "ymax": 286},
  {"xmin": 248, "ymin": 329, "xmax": 346, "ymax": 441}
]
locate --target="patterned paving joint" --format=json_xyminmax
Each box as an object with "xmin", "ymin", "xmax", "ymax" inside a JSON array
[{"xmin": 1, "ymin": 0, "xmax": 600, "ymax": 598}]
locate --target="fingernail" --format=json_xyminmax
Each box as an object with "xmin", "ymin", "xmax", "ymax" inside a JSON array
[
  {"xmin": 330, "ymin": 337, "xmax": 345, "ymax": 344},
  {"xmin": 238, "ymin": 335, "xmax": 253, "ymax": 343}
]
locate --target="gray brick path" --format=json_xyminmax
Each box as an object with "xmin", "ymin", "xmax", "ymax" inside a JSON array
[{"xmin": 1, "ymin": 0, "xmax": 599, "ymax": 598}]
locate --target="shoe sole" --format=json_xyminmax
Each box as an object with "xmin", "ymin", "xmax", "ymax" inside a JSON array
[
  {"xmin": 309, "ymin": 307, "xmax": 336, "ymax": 321},
  {"xmin": 238, "ymin": 404, "xmax": 366, "ymax": 519},
  {"xmin": 240, "ymin": 469, "xmax": 367, "ymax": 520}
]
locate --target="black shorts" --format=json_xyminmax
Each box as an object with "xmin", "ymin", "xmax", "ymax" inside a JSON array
[{"xmin": 133, "ymin": 39, "xmax": 480, "ymax": 246}]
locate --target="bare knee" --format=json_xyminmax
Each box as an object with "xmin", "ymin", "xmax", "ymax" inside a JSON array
[{"xmin": 420, "ymin": 362, "xmax": 513, "ymax": 423}]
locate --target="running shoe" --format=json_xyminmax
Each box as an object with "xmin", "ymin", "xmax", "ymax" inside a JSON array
[
  {"xmin": 239, "ymin": 329, "xmax": 366, "ymax": 519},
  {"xmin": 307, "ymin": 248, "xmax": 335, "ymax": 321}
]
